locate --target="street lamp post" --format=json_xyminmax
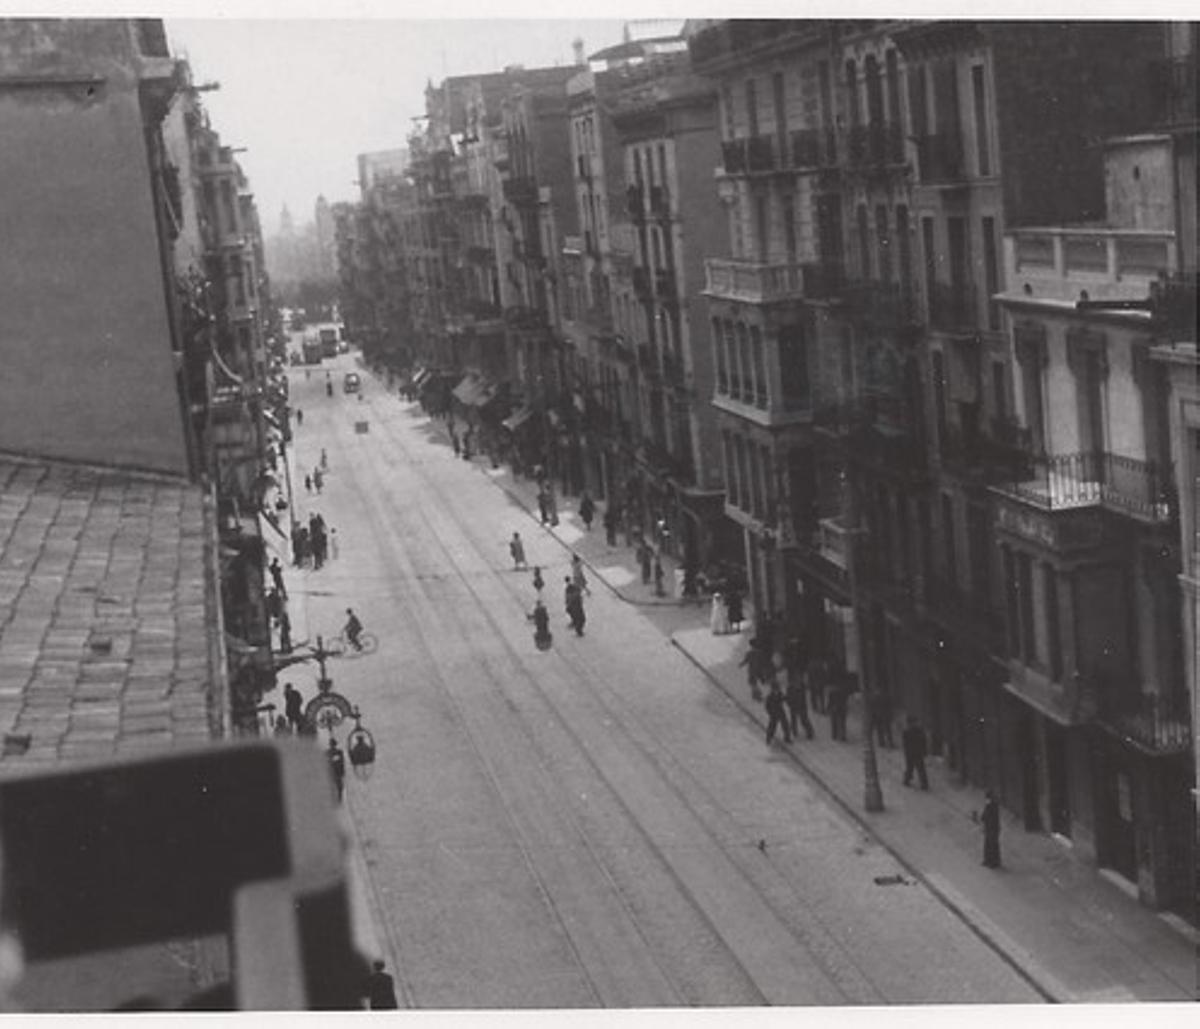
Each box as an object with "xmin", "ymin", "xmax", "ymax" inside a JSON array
[{"xmin": 842, "ymin": 456, "xmax": 884, "ymax": 813}]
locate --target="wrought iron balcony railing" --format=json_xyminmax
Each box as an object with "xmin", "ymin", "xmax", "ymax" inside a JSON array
[
  {"xmin": 847, "ymin": 123, "xmax": 905, "ymax": 167},
  {"xmin": 997, "ymin": 450, "xmax": 1177, "ymax": 522},
  {"xmin": 927, "ymin": 279, "xmax": 979, "ymax": 332},
  {"xmin": 1096, "ymin": 685, "xmax": 1192, "ymax": 754}
]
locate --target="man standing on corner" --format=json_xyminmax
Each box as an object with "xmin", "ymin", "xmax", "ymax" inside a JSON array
[{"xmin": 902, "ymin": 715, "xmax": 930, "ymax": 790}]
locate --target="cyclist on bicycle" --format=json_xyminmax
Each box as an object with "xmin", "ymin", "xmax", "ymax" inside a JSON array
[{"xmin": 344, "ymin": 607, "xmax": 364, "ymax": 651}]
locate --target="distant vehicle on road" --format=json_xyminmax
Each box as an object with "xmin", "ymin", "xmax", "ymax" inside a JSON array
[
  {"xmin": 302, "ymin": 338, "xmax": 323, "ymax": 365},
  {"xmin": 317, "ymin": 325, "xmax": 340, "ymax": 358},
  {"xmin": 343, "ymin": 372, "xmax": 361, "ymax": 394}
]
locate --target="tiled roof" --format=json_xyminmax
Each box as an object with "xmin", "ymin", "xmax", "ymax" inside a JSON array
[{"xmin": 0, "ymin": 456, "xmax": 223, "ymax": 773}]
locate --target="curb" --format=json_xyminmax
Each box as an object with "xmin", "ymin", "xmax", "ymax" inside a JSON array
[{"xmin": 668, "ymin": 634, "xmax": 1063, "ymax": 1004}]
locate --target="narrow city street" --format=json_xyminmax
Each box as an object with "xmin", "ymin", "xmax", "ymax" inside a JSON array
[{"xmin": 279, "ymin": 357, "xmax": 1042, "ymax": 1008}]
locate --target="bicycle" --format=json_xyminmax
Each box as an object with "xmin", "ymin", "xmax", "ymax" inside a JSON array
[{"xmin": 326, "ymin": 630, "xmax": 379, "ymax": 657}]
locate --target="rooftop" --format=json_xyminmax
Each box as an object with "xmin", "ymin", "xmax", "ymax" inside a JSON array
[{"xmin": 0, "ymin": 455, "xmax": 222, "ymax": 777}]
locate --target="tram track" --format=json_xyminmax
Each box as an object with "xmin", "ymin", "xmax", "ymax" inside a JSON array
[{"xmin": 342, "ymin": 392, "xmax": 885, "ymax": 1005}]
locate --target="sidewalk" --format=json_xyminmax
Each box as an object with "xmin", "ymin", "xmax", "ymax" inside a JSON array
[{"xmin": 439, "ymin": 411, "xmax": 1199, "ymax": 1003}]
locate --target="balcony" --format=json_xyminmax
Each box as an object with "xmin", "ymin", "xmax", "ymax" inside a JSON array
[
  {"xmin": 846, "ymin": 123, "xmax": 905, "ymax": 168},
  {"xmin": 1008, "ymin": 228, "xmax": 1176, "ymax": 306},
  {"xmin": 502, "ymin": 175, "xmax": 538, "ymax": 207},
  {"xmin": 927, "ymin": 279, "xmax": 979, "ymax": 333},
  {"xmin": 915, "ymin": 133, "xmax": 966, "ymax": 184},
  {"xmin": 790, "ymin": 127, "xmax": 838, "ymax": 168},
  {"xmin": 704, "ymin": 259, "xmax": 844, "ymax": 304},
  {"xmin": 721, "ymin": 139, "xmax": 747, "ymax": 175},
  {"xmin": 654, "ymin": 267, "xmax": 676, "ymax": 300},
  {"xmin": 688, "ymin": 19, "xmax": 824, "ymax": 70},
  {"xmin": 1097, "ymin": 686, "xmax": 1192, "ymax": 755},
  {"xmin": 996, "ymin": 450, "xmax": 1176, "ymax": 522},
  {"xmin": 817, "ymin": 517, "xmax": 850, "ymax": 570},
  {"xmin": 746, "ymin": 135, "xmax": 776, "ymax": 173},
  {"xmin": 576, "ymin": 153, "xmax": 592, "ymax": 181}
]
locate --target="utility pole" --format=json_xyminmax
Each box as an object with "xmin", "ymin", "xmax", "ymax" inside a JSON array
[{"xmin": 842, "ymin": 443, "xmax": 884, "ymax": 813}]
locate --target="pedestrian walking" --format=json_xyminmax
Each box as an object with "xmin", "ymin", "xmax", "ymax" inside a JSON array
[
  {"xmin": 528, "ymin": 598, "xmax": 553, "ymax": 650},
  {"xmin": 265, "ymin": 587, "xmax": 283, "ymax": 623},
  {"xmin": 278, "ymin": 608, "xmax": 292, "ymax": 654},
  {"xmin": 329, "ymin": 527, "xmax": 339, "ymax": 561},
  {"xmin": 764, "ymin": 680, "xmax": 793, "ymax": 745},
  {"xmin": 295, "ymin": 408, "xmax": 303, "ymax": 426},
  {"xmin": 738, "ymin": 640, "xmax": 767, "ymax": 701},
  {"xmin": 603, "ymin": 505, "xmax": 619, "ymax": 547},
  {"xmin": 653, "ymin": 554, "xmax": 665, "ymax": 597},
  {"xmin": 531, "ymin": 565, "xmax": 544, "ymax": 593},
  {"xmin": 783, "ymin": 638, "xmax": 814, "ymax": 740},
  {"xmin": 320, "ymin": 448, "xmax": 328, "ymax": 470},
  {"xmin": 304, "ymin": 473, "xmax": 312, "ymax": 494},
  {"xmin": 709, "ymin": 591, "xmax": 731, "ymax": 636},
  {"xmin": 564, "ymin": 577, "xmax": 586, "ymax": 637},
  {"xmin": 509, "ymin": 532, "xmax": 527, "ymax": 570},
  {"xmin": 827, "ymin": 675, "xmax": 849, "ymax": 741},
  {"xmin": 571, "ymin": 553, "xmax": 589, "ymax": 595},
  {"xmin": 293, "ymin": 525, "xmax": 311, "ymax": 567},
  {"xmin": 981, "ymin": 791, "xmax": 1002, "ymax": 868},
  {"xmin": 269, "ymin": 557, "xmax": 287, "ymax": 599},
  {"xmin": 461, "ymin": 428, "xmax": 473, "ymax": 460},
  {"xmin": 902, "ymin": 716, "xmax": 930, "ymax": 789},
  {"xmin": 637, "ymin": 542, "xmax": 652, "ymax": 585},
  {"xmin": 579, "ymin": 491, "xmax": 595, "ymax": 531},
  {"xmin": 327, "ymin": 738, "xmax": 346, "ymax": 803},
  {"xmin": 312, "ymin": 467, "xmax": 324, "ymax": 493},
  {"xmin": 786, "ymin": 668, "xmax": 814, "ymax": 741},
  {"xmin": 537, "ymin": 487, "xmax": 550, "ymax": 525},
  {"xmin": 726, "ymin": 587, "xmax": 744, "ymax": 632},
  {"xmin": 362, "ymin": 960, "xmax": 399, "ymax": 1010},
  {"xmin": 869, "ymin": 690, "xmax": 895, "ymax": 748},
  {"xmin": 283, "ymin": 683, "xmax": 304, "ymax": 732}
]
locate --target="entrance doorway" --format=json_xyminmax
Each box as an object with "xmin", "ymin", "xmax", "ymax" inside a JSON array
[{"xmin": 1045, "ymin": 723, "xmax": 1071, "ymax": 837}]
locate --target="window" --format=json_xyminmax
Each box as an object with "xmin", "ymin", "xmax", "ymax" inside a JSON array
[
  {"xmin": 1044, "ymin": 563, "xmax": 1061, "ymax": 680},
  {"xmin": 972, "ymin": 64, "xmax": 991, "ymax": 176},
  {"xmin": 751, "ymin": 326, "xmax": 767, "ymax": 408},
  {"xmin": 865, "ymin": 54, "xmax": 884, "ymax": 127},
  {"xmin": 845, "ymin": 60, "xmax": 859, "ymax": 127},
  {"xmin": 705, "ymin": 316, "xmax": 724, "ymax": 393},
  {"xmin": 876, "ymin": 204, "xmax": 891, "ymax": 282},
  {"xmin": 773, "ymin": 71, "xmax": 787, "ymax": 154},
  {"xmin": 886, "ymin": 50, "xmax": 901, "ymax": 132},
  {"xmin": 727, "ymin": 322, "xmax": 742, "ymax": 400},
  {"xmin": 896, "ymin": 205, "xmax": 911, "ymax": 289},
  {"xmin": 722, "ymin": 431, "xmax": 735, "ymax": 498},
  {"xmin": 941, "ymin": 493, "xmax": 957, "ymax": 588},
  {"xmin": 967, "ymin": 503, "xmax": 992, "ymax": 604},
  {"xmin": 932, "ymin": 349, "xmax": 948, "ymax": 447},
  {"xmin": 749, "ymin": 443, "xmax": 762, "ymax": 518},
  {"xmin": 778, "ymin": 323, "xmax": 809, "ymax": 410},
  {"xmin": 982, "ymin": 216, "xmax": 1000, "ymax": 330},
  {"xmin": 1017, "ymin": 552, "xmax": 1035, "ymax": 662},
  {"xmin": 755, "ymin": 193, "xmax": 769, "ymax": 262},
  {"xmin": 782, "ymin": 193, "xmax": 797, "ymax": 262},
  {"xmin": 857, "ymin": 204, "xmax": 871, "ymax": 279},
  {"xmin": 1016, "ymin": 327, "xmax": 1047, "ymax": 453},
  {"xmin": 722, "ymin": 84, "xmax": 735, "ymax": 139},
  {"xmin": 746, "ymin": 78, "xmax": 759, "ymax": 137},
  {"xmin": 922, "ymin": 216, "xmax": 937, "ymax": 315},
  {"xmin": 737, "ymin": 323, "xmax": 752, "ymax": 403}
]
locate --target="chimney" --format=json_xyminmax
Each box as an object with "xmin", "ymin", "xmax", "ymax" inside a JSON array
[{"xmin": 572, "ymin": 38, "xmax": 585, "ymax": 67}]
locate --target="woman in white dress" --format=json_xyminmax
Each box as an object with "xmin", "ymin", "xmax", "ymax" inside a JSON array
[{"xmin": 710, "ymin": 591, "xmax": 731, "ymax": 635}]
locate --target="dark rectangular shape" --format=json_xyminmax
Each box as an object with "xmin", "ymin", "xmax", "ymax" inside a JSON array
[{"xmin": 1, "ymin": 747, "xmax": 291, "ymax": 959}]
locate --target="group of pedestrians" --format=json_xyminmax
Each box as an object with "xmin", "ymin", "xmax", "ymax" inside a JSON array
[
  {"xmin": 292, "ymin": 512, "xmax": 336, "ymax": 569},
  {"xmin": 523, "ymin": 544, "xmax": 590, "ymax": 646}
]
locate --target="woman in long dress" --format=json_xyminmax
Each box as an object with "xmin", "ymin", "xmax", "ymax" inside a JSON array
[{"xmin": 710, "ymin": 591, "xmax": 731, "ymax": 635}]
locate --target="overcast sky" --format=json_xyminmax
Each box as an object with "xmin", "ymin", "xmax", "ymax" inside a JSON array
[{"xmin": 166, "ymin": 19, "xmax": 633, "ymax": 235}]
